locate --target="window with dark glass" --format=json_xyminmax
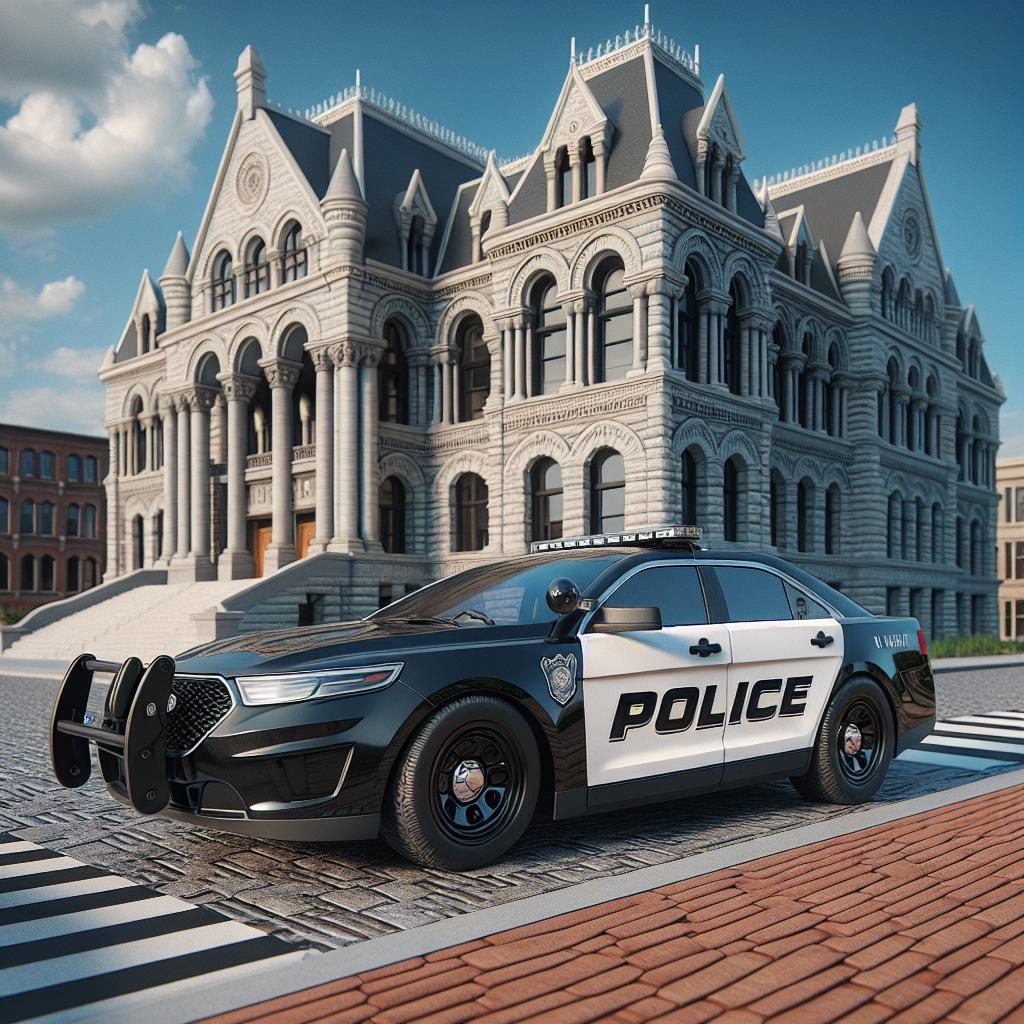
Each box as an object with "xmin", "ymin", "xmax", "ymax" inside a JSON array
[
  {"xmin": 40, "ymin": 556, "xmax": 54, "ymax": 592},
  {"xmin": 0, "ymin": 553, "xmax": 8, "ymax": 591},
  {"xmin": 770, "ymin": 470, "xmax": 786, "ymax": 548},
  {"xmin": 39, "ymin": 450, "xmax": 55, "ymax": 479},
  {"xmin": 772, "ymin": 324, "xmax": 784, "ymax": 409},
  {"xmin": 723, "ymin": 457, "xmax": 740, "ymax": 542},
  {"xmin": 379, "ymin": 477, "xmax": 407, "ymax": 554},
  {"xmin": 825, "ymin": 484, "xmax": 840, "ymax": 555},
  {"xmin": 0, "ymin": 497, "xmax": 7, "ymax": 533},
  {"xmin": 19, "ymin": 499, "xmax": 33, "ymax": 534},
  {"xmin": 84, "ymin": 455, "xmax": 97, "ymax": 483},
  {"xmin": 931, "ymin": 505, "xmax": 942, "ymax": 562},
  {"xmin": 797, "ymin": 479, "xmax": 813, "ymax": 553},
  {"xmin": 83, "ymin": 504, "xmax": 97, "ymax": 540},
  {"xmin": 785, "ymin": 582, "xmax": 830, "ymax": 621},
  {"xmin": 20, "ymin": 449, "xmax": 35, "ymax": 478},
  {"xmin": 596, "ymin": 260, "xmax": 632, "ymax": 383},
  {"xmin": 454, "ymin": 473, "xmax": 488, "ymax": 552},
  {"xmin": 67, "ymin": 556, "xmax": 79, "ymax": 592},
  {"xmin": 608, "ymin": 566, "xmax": 708, "ymax": 627},
  {"xmin": 1017, "ymin": 599, "xmax": 1024, "ymax": 639},
  {"xmin": 39, "ymin": 501, "xmax": 54, "ymax": 535},
  {"xmin": 589, "ymin": 448, "xmax": 625, "ymax": 534},
  {"xmin": 67, "ymin": 454, "xmax": 80, "ymax": 482},
  {"xmin": 211, "ymin": 250, "xmax": 235, "ymax": 310},
  {"xmin": 886, "ymin": 587, "xmax": 900, "ymax": 616},
  {"xmin": 20, "ymin": 555, "xmax": 34, "ymax": 591},
  {"xmin": 799, "ymin": 334, "xmax": 813, "ymax": 428},
  {"xmin": 555, "ymin": 146, "xmax": 570, "ymax": 208},
  {"xmin": 66, "ymin": 503, "xmax": 80, "ymax": 538},
  {"xmin": 715, "ymin": 567, "xmax": 792, "ymax": 622},
  {"xmin": 244, "ymin": 237, "xmax": 269, "ymax": 297},
  {"xmin": 379, "ymin": 320, "xmax": 409, "ymax": 424},
  {"xmin": 531, "ymin": 278, "xmax": 566, "ymax": 397},
  {"xmin": 282, "ymin": 223, "xmax": 307, "ymax": 282},
  {"xmin": 681, "ymin": 449, "xmax": 698, "ymax": 525},
  {"xmin": 531, "ymin": 458, "xmax": 563, "ymax": 542},
  {"xmin": 887, "ymin": 493, "xmax": 902, "ymax": 559},
  {"xmin": 407, "ymin": 214, "xmax": 426, "ymax": 275},
  {"xmin": 458, "ymin": 317, "xmax": 490, "ymax": 421},
  {"xmin": 677, "ymin": 271, "xmax": 700, "ymax": 380},
  {"xmin": 723, "ymin": 284, "xmax": 742, "ymax": 395},
  {"xmin": 581, "ymin": 137, "xmax": 596, "ymax": 199},
  {"xmin": 0, "ymin": 446, "xmax": 7, "ymax": 475}
]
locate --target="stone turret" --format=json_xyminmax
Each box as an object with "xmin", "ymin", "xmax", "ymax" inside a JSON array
[
  {"xmin": 159, "ymin": 230, "xmax": 191, "ymax": 330},
  {"xmin": 234, "ymin": 45, "xmax": 266, "ymax": 121},
  {"xmin": 641, "ymin": 124, "xmax": 676, "ymax": 181},
  {"xmin": 836, "ymin": 211, "xmax": 876, "ymax": 314},
  {"xmin": 320, "ymin": 148, "xmax": 367, "ymax": 263}
]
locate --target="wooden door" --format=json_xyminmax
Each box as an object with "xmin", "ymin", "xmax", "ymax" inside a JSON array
[
  {"xmin": 296, "ymin": 518, "xmax": 316, "ymax": 559},
  {"xmin": 254, "ymin": 525, "xmax": 272, "ymax": 577}
]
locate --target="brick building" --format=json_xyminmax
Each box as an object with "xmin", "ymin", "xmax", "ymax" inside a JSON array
[
  {"xmin": 997, "ymin": 457, "xmax": 1024, "ymax": 640},
  {"xmin": 0, "ymin": 424, "xmax": 107, "ymax": 613}
]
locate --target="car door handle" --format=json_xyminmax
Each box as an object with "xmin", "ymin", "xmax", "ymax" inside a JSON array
[
  {"xmin": 811, "ymin": 631, "xmax": 834, "ymax": 648},
  {"xmin": 689, "ymin": 638, "xmax": 722, "ymax": 657}
]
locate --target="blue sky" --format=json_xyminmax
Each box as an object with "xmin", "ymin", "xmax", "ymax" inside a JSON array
[{"xmin": 1, "ymin": 0, "xmax": 1021, "ymax": 445}]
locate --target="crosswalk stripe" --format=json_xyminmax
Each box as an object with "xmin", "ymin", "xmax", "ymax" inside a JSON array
[
  {"xmin": 0, "ymin": 875, "xmax": 135, "ymax": 913},
  {"xmin": 0, "ymin": 856, "xmax": 84, "ymax": 880},
  {"xmin": 973, "ymin": 710, "xmax": 1024, "ymax": 720},
  {"xmin": 897, "ymin": 747, "xmax": 1015, "ymax": 770},
  {"xmin": 935, "ymin": 722, "xmax": 1024, "ymax": 742},
  {"xmin": 950, "ymin": 715, "xmax": 1024, "ymax": 731},
  {"xmin": 919, "ymin": 734, "xmax": 1024, "ymax": 759},
  {"xmin": 0, "ymin": 843, "xmax": 42, "ymax": 857},
  {"xmin": 0, "ymin": 864, "xmax": 105, "ymax": 896}
]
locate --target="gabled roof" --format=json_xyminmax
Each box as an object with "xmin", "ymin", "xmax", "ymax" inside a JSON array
[
  {"xmin": 538, "ymin": 62, "xmax": 608, "ymax": 152},
  {"xmin": 696, "ymin": 74, "xmax": 746, "ymax": 161}
]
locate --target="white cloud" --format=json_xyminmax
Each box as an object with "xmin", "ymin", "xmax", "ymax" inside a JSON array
[
  {"xmin": 0, "ymin": 275, "xmax": 86, "ymax": 335},
  {"xmin": 0, "ymin": 338, "xmax": 19, "ymax": 376},
  {"xmin": 0, "ymin": 7, "xmax": 213, "ymax": 231},
  {"xmin": 2, "ymin": 382, "xmax": 106, "ymax": 436},
  {"xmin": 38, "ymin": 345, "xmax": 107, "ymax": 379}
]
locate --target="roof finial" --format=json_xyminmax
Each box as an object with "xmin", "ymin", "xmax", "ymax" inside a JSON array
[
  {"xmin": 644, "ymin": 3, "xmax": 650, "ymax": 26},
  {"xmin": 355, "ymin": 67, "xmax": 361, "ymax": 94},
  {"xmin": 570, "ymin": 36, "xmax": 576, "ymax": 62}
]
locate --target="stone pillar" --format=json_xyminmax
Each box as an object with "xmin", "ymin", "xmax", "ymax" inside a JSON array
[
  {"xmin": 501, "ymin": 321, "xmax": 514, "ymax": 400},
  {"xmin": 175, "ymin": 398, "xmax": 190, "ymax": 560},
  {"xmin": 525, "ymin": 322, "xmax": 535, "ymax": 397},
  {"xmin": 697, "ymin": 302, "xmax": 710, "ymax": 383},
  {"xmin": 562, "ymin": 302, "xmax": 576, "ymax": 389},
  {"xmin": 441, "ymin": 353, "xmax": 453, "ymax": 423},
  {"xmin": 162, "ymin": 409, "xmax": 177, "ymax": 562},
  {"xmin": 628, "ymin": 285, "xmax": 648, "ymax": 376},
  {"xmin": 710, "ymin": 153, "xmax": 725, "ymax": 205},
  {"xmin": 574, "ymin": 298, "xmax": 587, "ymax": 385},
  {"xmin": 212, "ymin": 396, "xmax": 228, "ymax": 466},
  {"xmin": 217, "ymin": 373, "xmax": 258, "ymax": 579},
  {"xmin": 515, "ymin": 318, "xmax": 527, "ymax": 399},
  {"xmin": 361, "ymin": 347, "xmax": 381, "ymax": 544},
  {"xmin": 587, "ymin": 306, "xmax": 597, "ymax": 386},
  {"xmin": 331, "ymin": 342, "xmax": 361, "ymax": 550},
  {"xmin": 646, "ymin": 281, "xmax": 672, "ymax": 373},
  {"xmin": 189, "ymin": 388, "xmax": 215, "ymax": 567},
  {"xmin": 311, "ymin": 348, "xmax": 334, "ymax": 551},
  {"xmin": 260, "ymin": 357, "xmax": 301, "ymax": 572},
  {"xmin": 570, "ymin": 146, "xmax": 581, "ymax": 204},
  {"xmin": 431, "ymin": 360, "xmax": 442, "ymax": 423},
  {"xmin": 593, "ymin": 137, "xmax": 607, "ymax": 195},
  {"xmin": 452, "ymin": 351, "xmax": 462, "ymax": 421}
]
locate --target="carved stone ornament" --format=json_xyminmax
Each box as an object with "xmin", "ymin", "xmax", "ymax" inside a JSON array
[
  {"xmin": 328, "ymin": 341, "xmax": 361, "ymax": 367},
  {"xmin": 903, "ymin": 211, "xmax": 922, "ymax": 262},
  {"xmin": 260, "ymin": 359, "xmax": 301, "ymax": 389},
  {"xmin": 236, "ymin": 152, "xmax": 269, "ymax": 210},
  {"xmin": 219, "ymin": 373, "xmax": 260, "ymax": 403}
]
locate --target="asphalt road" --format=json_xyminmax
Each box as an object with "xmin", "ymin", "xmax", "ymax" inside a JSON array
[{"xmin": 0, "ymin": 666, "xmax": 1020, "ymax": 952}]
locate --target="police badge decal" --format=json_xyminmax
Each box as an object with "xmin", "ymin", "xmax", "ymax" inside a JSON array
[{"xmin": 541, "ymin": 653, "xmax": 578, "ymax": 706}]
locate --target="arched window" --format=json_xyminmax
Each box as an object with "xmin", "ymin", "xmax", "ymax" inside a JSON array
[
  {"xmin": 723, "ymin": 282, "xmax": 742, "ymax": 395},
  {"xmin": 140, "ymin": 313, "xmax": 151, "ymax": 354},
  {"xmin": 887, "ymin": 358, "xmax": 901, "ymax": 446},
  {"xmin": 282, "ymin": 222, "xmax": 307, "ymax": 282},
  {"xmin": 67, "ymin": 454, "xmax": 80, "ymax": 482},
  {"xmin": 132, "ymin": 514, "xmax": 144, "ymax": 570},
  {"xmin": 581, "ymin": 137, "xmax": 596, "ymax": 199},
  {"xmin": 721, "ymin": 153, "xmax": 734, "ymax": 209},
  {"xmin": 40, "ymin": 555, "xmax": 55, "ymax": 592},
  {"xmin": 797, "ymin": 478, "xmax": 814, "ymax": 553},
  {"xmin": 677, "ymin": 266, "xmax": 700, "ymax": 381},
  {"xmin": 681, "ymin": 449, "xmax": 700, "ymax": 525},
  {"xmin": 67, "ymin": 556, "xmax": 80, "ymax": 592},
  {"xmin": 595, "ymin": 258, "xmax": 632, "ymax": 383},
  {"xmin": 0, "ymin": 496, "xmax": 7, "ymax": 534},
  {"xmin": 0, "ymin": 553, "xmax": 8, "ymax": 591},
  {"xmin": 956, "ymin": 330, "xmax": 966, "ymax": 367},
  {"xmin": 896, "ymin": 279, "xmax": 910, "ymax": 329},
  {"xmin": 20, "ymin": 448, "xmax": 35, "ymax": 478},
  {"xmin": 84, "ymin": 455, "xmax": 98, "ymax": 483},
  {"xmin": 590, "ymin": 448, "xmax": 625, "ymax": 534},
  {"xmin": 554, "ymin": 146, "xmax": 570, "ymax": 208},
  {"xmin": 825, "ymin": 484, "xmax": 841, "ymax": 555},
  {"xmin": 131, "ymin": 399, "xmax": 146, "ymax": 474},
  {"xmin": 881, "ymin": 268, "xmax": 894, "ymax": 320},
  {"xmin": 40, "ymin": 450, "xmax": 55, "ymax": 479},
  {"xmin": 20, "ymin": 555, "xmax": 34, "ymax": 592},
  {"xmin": 825, "ymin": 344, "xmax": 841, "ymax": 436},
  {"xmin": 379, "ymin": 320, "xmax": 410, "ymax": 424},
  {"xmin": 457, "ymin": 316, "xmax": 489, "ymax": 422},
  {"xmin": 931, "ymin": 503, "xmax": 943, "ymax": 562},
  {"xmin": 798, "ymin": 333, "xmax": 813, "ymax": 428},
  {"xmin": 887, "ymin": 493, "xmax": 902, "ymax": 559},
  {"xmin": 379, "ymin": 477, "xmax": 407, "ymax": 554},
  {"xmin": 243, "ymin": 237, "xmax": 269, "ymax": 297},
  {"xmin": 723, "ymin": 457, "xmax": 742, "ymax": 542},
  {"xmin": 83, "ymin": 504, "xmax": 97, "ymax": 539},
  {"xmin": 454, "ymin": 473, "xmax": 488, "ymax": 552},
  {"xmin": 531, "ymin": 458, "xmax": 563, "ymax": 542},
  {"xmin": 969, "ymin": 520, "xmax": 981, "ymax": 576},
  {"xmin": 20, "ymin": 499, "xmax": 34, "ymax": 534},
  {"xmin": 211, "ymin": 250, "xmax": 235, "ymax": 311},
  {"xmin": 530, "ymin": 276, "xmax": 566, "ymax": 397},
  {"xmin": 770, "ymin": 470, "xmax": 786, "ymax": 548},
  {"xmin": 39, "ymin": 500, "xmax": 54, "ymax": 535},
  {"xmin": 66, "ymin": 503, "xmax": 80, "ymax": 538}
]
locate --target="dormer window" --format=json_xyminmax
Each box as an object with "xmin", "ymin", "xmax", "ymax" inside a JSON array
[
  {"xmin": 555, "ymin": 147, "xmax": 571, "ymax": 208},
  {"xmin": 244, "ymin": 237, "xmax": 269, "ymax": 297},
  {"xmin": 211, "ymin": 250, "xmax": 235, "ymax": 311},
  {"xmin": 140, "ymin": 314, "xmax": 151, "ymax": 354}
]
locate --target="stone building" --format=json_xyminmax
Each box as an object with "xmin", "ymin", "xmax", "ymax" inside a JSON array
[
  {"xmin": 997, "ymin": 458, "xmax": 1024, "ymax": 640},
  {"xmin": 99, "ymin": 20, "xmax": 1003, "ymax": 638},
  {"xmin": 0, "ymin": 423, "xmax": 106, "ymax": 613}
]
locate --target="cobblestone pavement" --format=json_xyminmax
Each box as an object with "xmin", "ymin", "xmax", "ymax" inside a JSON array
[
  {"xmin": 0, "ymin": 669, "xmax": 1018, "ymax": 953},
  {"xmin": 211, "ymin": 783, "xmax": 1024, "ymax": 1024}
]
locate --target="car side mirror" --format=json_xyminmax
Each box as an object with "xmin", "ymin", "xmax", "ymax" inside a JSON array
[
  {"xmin": 588, "ymin": 606, "xmax": 663, "ymax": 634},
  {"xmin": 546, "ymin": 577, "xmax": 581, "ymax": 615}
]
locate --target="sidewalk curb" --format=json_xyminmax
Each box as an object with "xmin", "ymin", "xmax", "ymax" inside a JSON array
[
  {"xmin": 932, "ymin": 656, "xmax": 1024, "ymax": 674},
  {"xmin": 91, "ymin": 766, "xmax": 1024, "ymax": 1024}
]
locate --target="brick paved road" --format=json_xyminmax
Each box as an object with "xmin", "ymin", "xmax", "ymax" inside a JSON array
[{"xmin": 0, "ymin": 669, "xmax": 1018, "ymax": 953}]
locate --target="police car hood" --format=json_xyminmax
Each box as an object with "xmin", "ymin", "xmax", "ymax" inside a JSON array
[{"xmin": 174, "ymin": 618, "xmax": 547, "ymax": 678}]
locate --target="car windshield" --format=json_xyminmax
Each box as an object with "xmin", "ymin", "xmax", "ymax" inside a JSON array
[{"xmin": 370, "ymin": 552, "xmax": 626, "ymax": 626}]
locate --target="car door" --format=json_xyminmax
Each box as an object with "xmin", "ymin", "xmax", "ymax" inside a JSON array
[
  {"xmin": 580, "ymin": 563, "xmax": 731, "ymax": 789},
  {"xmin": 708, "ymin": 564, "xmax": 845, "ymax": 773}
]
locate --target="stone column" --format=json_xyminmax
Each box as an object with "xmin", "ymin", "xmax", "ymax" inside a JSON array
[
  {"xmin": 574, "ymin": 298, "xmax": 587, "ymax": 385},
  {"xmin": 441, "ymin": 353, "xmax": 454, "ymax": 423},
  {"xmin": 361, "ymin": 347, "xmax": 382, "ymax": 544},
  {"xmin": 431, "ymin": 360, "xmax": 442, "ymax": 423},
  {"xmin": 569, "ymin": 146, "xmax": 582, "ymax": 204},
  {"xmin": 217, "ymin": 373, "xmax": 258, "ymax": 579},
  {"xmin": 260, "ymin": 357, "xmax": 301, "ymax": 572},
  {"xmin": 710, "ymin": 153, "xmax": 725, "ymax": 205},
  {"xmin": 188, "ymin": 387, "xmax": 215, "ymax": 574},
  {"xmin": 175, "ymin": 398, "xmax": 190, "ymax": 560},
  {"xmin": 309, "ymin": 348, "xmax": 334, "ymax": 551},
  {"xmin": 562, "ymin": 302, "xmax": 576, "ymax": 389},
  {"xmin": 739, "ymin": 323, "xmax": 751, "ymax": 396},
  {"xmin": 331, "ymin": 341, "xmax": 361, "ymax": 550},
  {"xmin": 501, "ymin": 321, "xmax": 514, "ymax": 400},
  {"xmin": 515, "ymin": 318, "xmax": 527, "ymax": 399},
  {"xmin": 628, "ymin": 284, "xmax": 648, "ymax": 376},
  {"xmin": 212, "ymin": 397, "xmax": 227, "ymax": 466},
  {"xmin": 524, "ymin": 321, "xmax": 535, "ymax": 397},
  {"xmin": 587, "ymin": 305, "xmax": 597, "ymax": 386},
  {"xmin": 646, "ymin": 281, "xmax": 673, "ymax": 373},
  {"xmin": 162, "ymin": 409, "xmax": 177, "ymax": 562},
  {"xmin": 593, "ymin": 137, "xmax": 607, "ymax": 195}
]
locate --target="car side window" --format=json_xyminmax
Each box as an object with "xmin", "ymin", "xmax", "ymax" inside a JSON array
[
  {"xmin": 605, "ymin": 565, "xmax": 708, "ymax": 627},
  {"xmin": 784, "ymin": 582, "xmax": 831, "ymax": 620},
  {"xmin": 714, "ymin": 567, "xmax": 793, "ymax": 623}
]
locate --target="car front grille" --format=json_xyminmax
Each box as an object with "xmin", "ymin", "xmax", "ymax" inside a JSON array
[{"xmin": 166, "ymin": 675, "xmax": 233, "ymax": 754}]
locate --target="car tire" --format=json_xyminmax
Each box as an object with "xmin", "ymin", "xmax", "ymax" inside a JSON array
[
  {"xmin": 791, "ymin": 678, "xmax": 894, "ymax": 804},
  {"xmin": 381, "ymin": 695, "xmax": 541, "ymax": 870}
]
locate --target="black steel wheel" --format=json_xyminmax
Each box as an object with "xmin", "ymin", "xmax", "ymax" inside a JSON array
[
  {"xmin": 791, "ymin": 678, "xmax": 893, "ymax": 804},
  {"xmin": 382, "ymin": 696, "xmax": 540, "ymax": 870}
]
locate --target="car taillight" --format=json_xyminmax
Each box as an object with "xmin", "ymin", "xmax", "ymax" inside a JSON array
[{"xmin": 917, "ymin": 628, "xmax": 927, "ymax": 656}]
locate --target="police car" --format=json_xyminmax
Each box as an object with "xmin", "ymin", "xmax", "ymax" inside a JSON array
[{"xmin": 50, "ymin": 527, "xmax": 935, "ymax": 870}]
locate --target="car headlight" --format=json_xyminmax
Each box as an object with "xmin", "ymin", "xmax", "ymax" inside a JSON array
[{"xmin": 234, "ymin": 663, "xmax": 404, "ymax": 706}]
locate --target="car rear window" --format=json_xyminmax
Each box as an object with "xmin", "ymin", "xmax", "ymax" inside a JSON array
[{"xmin": 714, "ymin": 566, "xmax": 793, "ymax": 623}]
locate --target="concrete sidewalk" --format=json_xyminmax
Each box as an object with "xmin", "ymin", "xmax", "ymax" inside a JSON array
[{"xmin": 207, "ymin": 783, "xmax": 1024, "ymax": 1024}]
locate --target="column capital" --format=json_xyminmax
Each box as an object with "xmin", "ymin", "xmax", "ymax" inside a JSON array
[
  {"xmin": 216, "ymin": 371, "xmax": 260, "ymax": 402},
  {"xmin": 308, "ymin": 345, "xmax": 333, "ymax": 372},
  {"xmin": 327, "ymin": 340, "xmax": 361, "ymax": 368},
  {"xmin": 177, "ymin": 385, "xmax": 218, "ymax": 411},
  {"xmin": 258, "ymin": 356, "xmax": 302, "ymax": 388}
]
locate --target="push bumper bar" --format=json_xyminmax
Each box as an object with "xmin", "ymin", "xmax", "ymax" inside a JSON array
[{"xmin": 50, "ymin": 653, "xmax": 176, "ymax": 815}]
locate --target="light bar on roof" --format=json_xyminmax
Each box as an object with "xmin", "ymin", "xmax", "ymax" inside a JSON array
[{"xmin": 530, "ymin": 525, "xmax": 702, "ymax": 554}]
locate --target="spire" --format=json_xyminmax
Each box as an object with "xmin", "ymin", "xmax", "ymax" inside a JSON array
[
  {"xmin": 895, "ymin": 102, "xmax": 921, "ymax": 165},
  {"xmin": 641, "ymin": 124, "xmax": 676, "ymax": 180},
  {"xmin": 325, "ymin": 148, "xmax": 363, "ymax": 202},
  {"xmin": 234, "ymin": 45, "xmax": 266, "ymax": 120},
  {"xmin": 839, "ymin": 211, "xmax": 875, "ymax": 260},
  {"xmin": 161, "ymin": 231, "xmax": 189, "ymax": 278}
]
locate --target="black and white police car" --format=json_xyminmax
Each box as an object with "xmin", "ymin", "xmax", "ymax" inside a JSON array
[{"xmin": 51, "ymin": 527, "xmax": 935, "ymax": 870}]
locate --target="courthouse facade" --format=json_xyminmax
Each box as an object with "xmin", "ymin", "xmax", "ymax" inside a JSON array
[{"xmin": 99, "ymin": 21, "xmax": 1003, "ymax": 635}]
